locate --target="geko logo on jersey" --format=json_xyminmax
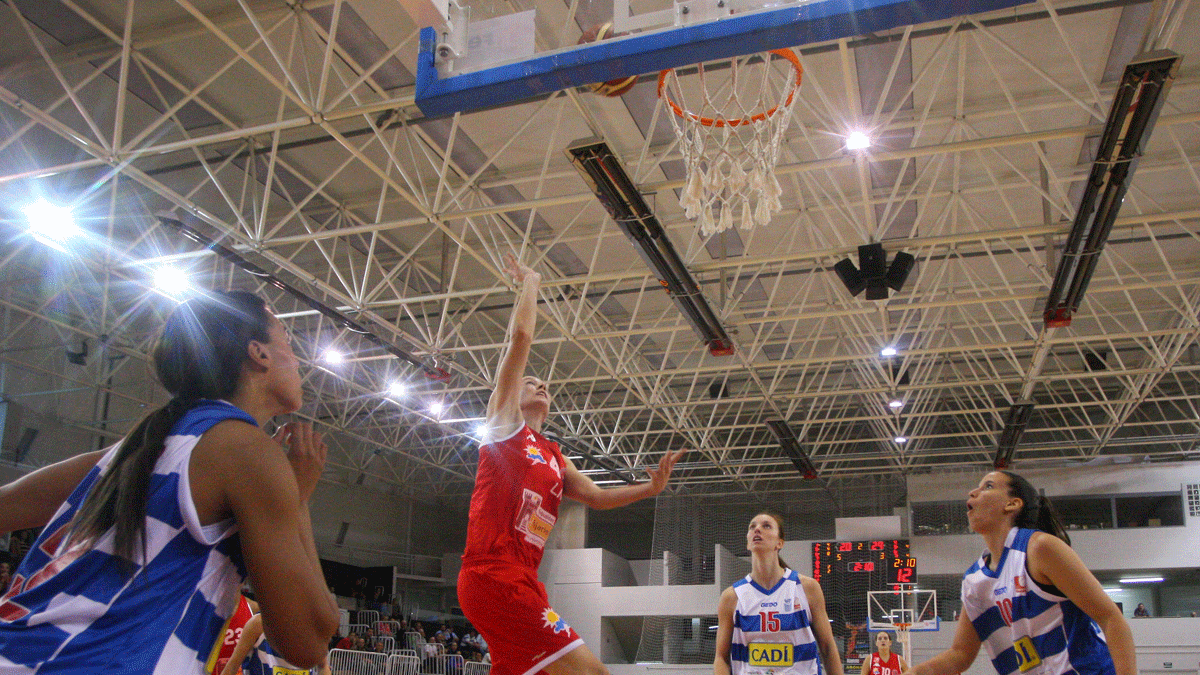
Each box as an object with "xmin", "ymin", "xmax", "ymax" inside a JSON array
[
  {"xmin": 748, "ymin": 643, "xmax": 794, "ymax": 668},
  {"xmin": 525, "ymin": 446, "xmax": 547, "ymax": 464}
]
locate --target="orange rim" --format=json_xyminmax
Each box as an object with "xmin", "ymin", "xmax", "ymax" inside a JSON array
[{"xmin": 657, "ymin": 49, "xmax": 803, "ymax": 128}]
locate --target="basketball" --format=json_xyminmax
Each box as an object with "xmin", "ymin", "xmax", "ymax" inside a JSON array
[{"xmin": 578, "ymin": 22, "xmax": 638, "ymax": 97}]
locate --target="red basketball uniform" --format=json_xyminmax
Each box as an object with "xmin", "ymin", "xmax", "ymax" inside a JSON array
[
  {"xmin": 870, "ymin": 651, "xmax": 901, "ymax": 675},
  {"xmin": 459, "ymin": 425, "xmax": 583, "ymax": 675},
  {"xmin": 209, "ymin": 596, "xmax": 254, "ymax": 675}
]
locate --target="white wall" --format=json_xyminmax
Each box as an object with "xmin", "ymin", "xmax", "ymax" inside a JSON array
[{"xmin": 908, "ymin": 463, "xmax": 1200, "ymax": 573}]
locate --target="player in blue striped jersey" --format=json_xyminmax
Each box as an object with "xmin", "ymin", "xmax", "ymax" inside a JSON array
[
  {"xmin": 715, "ymin": 512, "xmax": 843, "ymax": 675},
  {"xmin": 908, "ymin": 471, "xmax": 1134, "ymax": 675},
  {"xmin": 0, "ymin": 290, "xmax": 339, "ymax": 673}
]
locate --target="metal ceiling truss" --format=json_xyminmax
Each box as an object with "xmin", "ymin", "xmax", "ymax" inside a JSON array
[{"xmin": 0, "ymin": 0, "xmax": 1197, "ymax": 507}]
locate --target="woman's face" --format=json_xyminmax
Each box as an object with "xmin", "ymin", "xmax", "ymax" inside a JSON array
[
  {"xmin": 875, "ymin": 632, "xmax": 892, "ymax": 652},
  {"xmin": 519, "ymin": 376, "xmax": 552, "ymax": 413},
  {"xmin": 746, "ymin": 513, "xmax": 783, "ymax": 555},
  {"xmin": 966, "ymin": 471, "xmax": 1019, "ymax": 534},
  {"xmin": 258, "ymin": 312, "xmax": 304, "ymax": 415}
]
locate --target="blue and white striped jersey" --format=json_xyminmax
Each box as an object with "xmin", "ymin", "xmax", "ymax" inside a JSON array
[
  {"xmin": 962, "ymin": 527, "xmax": 1116, "ymax": 675},
  {"xmin": 0, "ymin": 400, "xmax": 257, "ymax": 674},
  {"xmin": 730, "ymin": 569, "xmax": 822, "ymax": 675},
  {"xmin": 243, "ymin": 634, "xmax": 314, "ymax": 675}
]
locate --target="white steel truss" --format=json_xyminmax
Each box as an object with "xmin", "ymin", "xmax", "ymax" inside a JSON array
[{"xmin": 0, "ymin": 0, "xmax": 1197, "ymax": 504}]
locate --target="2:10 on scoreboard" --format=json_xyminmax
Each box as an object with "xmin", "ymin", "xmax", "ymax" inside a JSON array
[{"xmin": 811, "ymin": 539, "xmax": 918, "ymax": 586}]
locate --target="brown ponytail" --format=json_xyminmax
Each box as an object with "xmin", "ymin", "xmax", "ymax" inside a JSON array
[
  {"xmin": 69, "ymin": 291, "xmax": 271, "ymax": 567},
  {"xmin": 999, "ymin": 471, "xmax": 1071, "ymax": 545}
]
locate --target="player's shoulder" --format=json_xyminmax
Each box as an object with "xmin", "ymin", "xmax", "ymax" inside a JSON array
[
  {"xmin": 194, "ymin": 419, "xmax": 284, "ymax": 473},
  {"xmin": 718, "ymin": 585, "xmax": 739, "ymax": 610}
]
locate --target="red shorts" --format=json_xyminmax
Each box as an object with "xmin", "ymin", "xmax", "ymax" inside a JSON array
[{"xmin": 458, "ymin": 561, "xmax": 584, "ymax": 675}]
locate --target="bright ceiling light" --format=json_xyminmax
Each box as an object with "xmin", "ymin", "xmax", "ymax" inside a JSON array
[
  {"xmin": 23, "ymin": 199, "xmax": 79, "ymax": 251},
  {"xmin": 428, "ymin": 400, "xmax": 444, "ymax": 416},
  {"xmin": 473, "ymin": 423, "xmax": 489, "ymax": 441},
  {"xmin": 880, "ymin": 346, "xmax": 898, "ymax": 357},
  {"xmin": 1119, "ymin": 576, "xmax": 1163, "ymax": 584},
  {"xmin": 888, "ymin": 399, "xmax": 903, "ymax": 409},
  {"xmin": 323, "ymin": 349, "xmax": 344, "ymax": 364},
  {"xmin": 387, "ymin": 382, "xmax": 406, "ymax": 398},
  {"xmin": 894, "ymin": 436, "xmax": 908, "ymax": 444},
  {"xmin": 153, "ymin": 266, "xmax": 190, "ymax": 295},
  {"xmin": 846, "ymin": 131, "xmax": 871, "ymax": 150}
]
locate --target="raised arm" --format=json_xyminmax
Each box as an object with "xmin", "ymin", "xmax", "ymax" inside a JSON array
[
  {"xmin": 561, "ymin": 450, "xmax": 684, "ymax": 510},
  {"xmin": 486, "ymin": 254, "xmax": 541, "ymax": 433},
  {"xmin": 197, "ymin": 421, "xmax": 338, "ymax": 668},
  {"xmin": 713, "ymin": 586, "xmax": 737, "ymax": 675},
  {"xmin": 908, "ymin": 613, "xmax": 981, "ymax": 675},
  {"xmin": 219, "ymin": 613, "xmax": 264, "ymax": 675},
  {"xmin": 1027, "ymin": 532, "xmax": 1136, "ymax": 675},
  {"xmin": 802, "ymin": 577, "xmax": 844, "ymax": 675},
  {"xmin": 0, "ymin": 449, "xmax": 106, "ymax": 533}
]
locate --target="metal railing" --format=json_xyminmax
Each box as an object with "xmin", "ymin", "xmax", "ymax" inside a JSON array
[
  {"xmin": 385, "ymin": 652, "xmax": 420, "ymax": 675},
  {"xmin": 403, "ymin": 631, "xmax": 426, "ymax": 651},
  {"xmin": 357, "ymin": 609, "xmax": 381, "ymax": 627},
  {"xmin": 463, "ymin": 662, "xmax": 491, "ymax": 675},
  {"xmin": 376, "ymin": 620, "xmax": 402, "ymax": 637},
  {"xmin": 329, "ymin": 648, "xmax": 388, "ymax": 675}
]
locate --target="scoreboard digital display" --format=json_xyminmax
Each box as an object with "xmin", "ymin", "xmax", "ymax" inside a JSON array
[
  {"xmin": 812, "ymin": 539, "xmax": 917, "ymax": 587},
  {"xmin": 814, "ymin": 540, "xmax": 917, "ymax": 672}
]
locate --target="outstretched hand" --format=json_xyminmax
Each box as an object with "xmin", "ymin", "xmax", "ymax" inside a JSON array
[
  {"xmin": 503, "ymin": 252, "xmax": 538, "ymax": 286},
  {"xmin": 645, "ymin": 449, "xmax": 686, "ymax": 496}
]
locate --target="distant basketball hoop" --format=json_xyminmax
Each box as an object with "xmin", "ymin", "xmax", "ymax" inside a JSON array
[{"xmin": 657, "ymin": 49, "xmax": 803, "ymax": 237}]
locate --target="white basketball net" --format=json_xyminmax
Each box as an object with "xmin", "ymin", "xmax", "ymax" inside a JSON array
[{"xmin": 659, "ymin": 50, "xmax": 802, "ymax": 237}]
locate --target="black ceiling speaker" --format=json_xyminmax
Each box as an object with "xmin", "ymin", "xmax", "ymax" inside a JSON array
[{"xmin": 835, "ymin": 244, "xmax": 915, "ymax": 300}]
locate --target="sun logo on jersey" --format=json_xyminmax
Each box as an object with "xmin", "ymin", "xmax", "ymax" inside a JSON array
[
  {"xmin": 525, "ymin": 446, "xmax": 547, "ymax": 465},
  {"xmin": 542, "ymin": 608, "xmax": 570, "ymax": 634}
]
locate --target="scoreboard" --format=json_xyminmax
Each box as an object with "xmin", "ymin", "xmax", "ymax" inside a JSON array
[
  {"xmin": 812, "ymin": 539, "xmax": 917, "ymax": 671},
  {"xmin": 812, "ymin": 539, "xmax": 917, "ymax": 587}
]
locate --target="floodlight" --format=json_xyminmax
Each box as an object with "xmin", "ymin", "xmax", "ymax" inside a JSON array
[
  {"xmin": 894, "ymin": 436, "xmax": 908, "ymax": 444},
  {"xmin": 153, "ymin": 266, "xmax": 190, "ymax": 295},
  {"xmin": 880, "ymin": 347, "xmax": 898, "ymax": 357},
  {"xmin": 323, "ymin": 349, "xmax": 345, "ymax": 364},
  {"xmin": 23, "ymin": 199, "xmax": 78, "ymax": 251},
  {"xmin": 428, "ymin": 400, "xmax": 444, "ymax": 415},
  {"xmin": 888, "ymin": 399, "xmax": 903, "ymax": 409},
  {"xmin": 846, "ymin": 131, "xmax": 871, "ymax": 150},
  {"xmin": 387, "ymin": 382, "xmax": 407, "ymax": 398}
]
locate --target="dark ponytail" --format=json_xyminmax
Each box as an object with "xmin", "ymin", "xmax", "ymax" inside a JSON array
[
  {"xmin": 70, "ymin": 291, "xmax": 271, "ymax": 567},
  {"xmin": 999, "ymin": 471, "xmax": 1070, "ymax": 546}
]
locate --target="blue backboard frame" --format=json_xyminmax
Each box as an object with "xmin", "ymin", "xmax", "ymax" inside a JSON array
[{"xmin": 414, "ymin": 0, "xmax": 1035, "ymax": 117}]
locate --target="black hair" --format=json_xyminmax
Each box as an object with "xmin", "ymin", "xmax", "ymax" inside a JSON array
[
  {"xmin": 70, "ymin": 290, "xmax": 271, "ymax": 568},
  {"xmin": 999, "ymin": 470, "xmax": 1071, "ymax": 545}
]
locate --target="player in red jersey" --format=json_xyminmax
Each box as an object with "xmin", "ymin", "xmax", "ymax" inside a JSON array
[
  {"xmin": 209, "ymin": 594, "xmax": 256, "ymax": 675},
  {"xmin": 861, "ymin": 631, "xmax": 907, "ymax": 675},
  {"xmin": 458, "ymin": 254, "xmax": 684, "ymax": 675}
]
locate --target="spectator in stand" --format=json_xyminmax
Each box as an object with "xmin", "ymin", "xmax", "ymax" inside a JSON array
[
  {"xmin": 335, "ymin": 631, "xmax": 357, "ymax": 650},
  {"xmin": 0, "ymin": 561, "xmax": 10, "ymax": 595},
  {"xmin": 1133, "ymin": 603, "xmax": 1150, "ymax": 618}
]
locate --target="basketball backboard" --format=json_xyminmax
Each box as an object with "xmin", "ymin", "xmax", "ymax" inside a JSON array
[{"xmin": 414, "ymin": 0, "xmax": 1039, "ymax": 117}]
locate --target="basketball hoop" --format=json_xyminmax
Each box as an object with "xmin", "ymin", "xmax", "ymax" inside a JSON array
[{"xmin": 658, "ymin": 49, "xmax": 803, "ymax": 237}]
